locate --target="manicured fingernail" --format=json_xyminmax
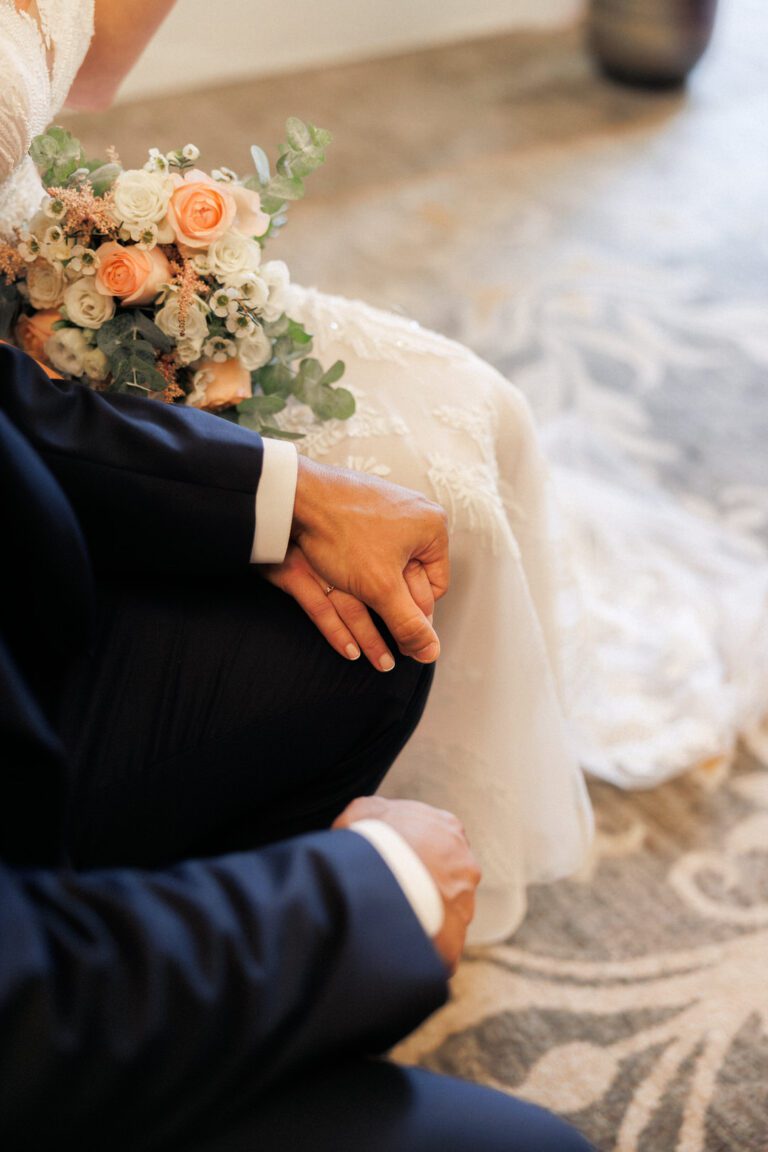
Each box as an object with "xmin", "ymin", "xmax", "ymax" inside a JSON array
[
  {"xmin": 346, "ymin": 643, "xmax": 361, "ymax": 660},
  {"xmin": 416, "ymin": 642, "xmax": 439, "ymax": 662},
  {"xmin": 379, "ymin": 653, "xmax": 396, "ymax": 672}
]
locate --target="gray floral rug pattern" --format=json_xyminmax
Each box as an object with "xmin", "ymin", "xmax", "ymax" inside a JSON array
[{"xmin": 394, "ymin": 755, "xmax": 768, "ymax": 1151}]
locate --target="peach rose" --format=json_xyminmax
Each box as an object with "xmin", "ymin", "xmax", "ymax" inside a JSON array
[
  {"xmin": 15, "ymin": 309, "xmax": 62, "ymax": 362},
  {"xmin": 186, "ymin": 357, "xmax": 252, "ymax": 411},
  {"xmin": 95, "ymin": 241, "xmax": 172, "ymax": 306},
  {"xmin": 166, "ymin": 171, "xmax": 237, "ymax": 249},
  {"xmin": 229, "ymin": 184, "xmax": 270, "ymax": 239}
]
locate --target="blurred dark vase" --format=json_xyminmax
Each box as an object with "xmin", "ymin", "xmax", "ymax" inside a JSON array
[{"xmin": 587, "ymin": 0, "xmax": 719, "ymax": 87}]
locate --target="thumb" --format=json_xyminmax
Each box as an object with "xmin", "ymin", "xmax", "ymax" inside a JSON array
[{"xmin": 374, "ymin": 578, "xmax": 440, "ymax": 662}]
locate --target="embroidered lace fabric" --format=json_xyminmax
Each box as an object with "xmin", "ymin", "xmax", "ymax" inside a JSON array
[{"xmin": 0, "ymin": 0, "xmax": 94, "ymax": 240}]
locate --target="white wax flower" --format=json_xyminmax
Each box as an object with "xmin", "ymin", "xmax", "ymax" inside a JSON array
[
  {"xmin": 63, "ymin": 277, "xmax": 116, "ymax": 329},
  {"xmin": 26, "ymin": 260, "xmax": 66, "ymax": 309},
  {"xmin": 46, "ymin": 327, "xmax": 90, "ymax": 376}
]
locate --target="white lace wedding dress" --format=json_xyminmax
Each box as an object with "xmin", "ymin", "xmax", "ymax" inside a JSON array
[{"xmin": 3, "ymin": 0, "xmax": 766, "ymax": 944}]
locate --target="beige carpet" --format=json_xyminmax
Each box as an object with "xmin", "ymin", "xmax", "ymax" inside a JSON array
[{"xmin": 63, "ymin": 4, "xmax": 768, "ymax": 1148}]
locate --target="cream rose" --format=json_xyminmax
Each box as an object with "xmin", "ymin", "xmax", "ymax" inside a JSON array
[
  {"xmin": 187, "ymin": 357, "xmax": 252, "ymax": 411},
  {"xmin": 205, "ymin": 232, "xmax": 262, "ymax": 286},
  {"xmin": 63, "ymin": 277, "xmax": 116, "ymax": 329},
  {"xmin": 236, "ymin": 325, "xmax": 273, "ymax": 371},
  {"xmin": 95, "ymin": 241, "xmax": 172, "ymax": 306},
  {"xmin": 82, "ymin": 346, "xmax": 110, "ymax": 381},
  {"xmin": 155, "ymin": 294, "xmax": 209, "ymax": 342},
  {"xmin": 45, "ymin": 327, "xmax": 90, "ymax": 376},
  {"xmin": 26, "ymin": 260, "xmax": 66, "ymax": 309},
  {"xmin": 16, "ymin": 309, "xmax": 62, "ymax": 361},
  {"xmin": 111, "ymin": 169, "xmax": 173, "ymax": 240},
  {"xmin": 166, "ymin": 171, "xmax": 236, "ymax": 249},
  {"xmin": 260, "ymin": 260, "xmax": 290, "ymax": 322}
]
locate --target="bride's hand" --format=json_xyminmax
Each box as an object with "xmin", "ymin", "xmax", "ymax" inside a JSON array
[{"xmin": 263, "ymin": 544, "xmax": 406, "ymax": 672}]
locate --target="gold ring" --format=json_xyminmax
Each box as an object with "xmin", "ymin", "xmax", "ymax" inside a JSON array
[{"xmin": 324, "ymin": 583, "xmax": 335, "ymax": 595}]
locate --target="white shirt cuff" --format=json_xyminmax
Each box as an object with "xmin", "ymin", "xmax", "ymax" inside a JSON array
[
  {"xmin": 250, "ymin": 439, "xmax": 298, "ymax": 564},
  {"xmin": 350, "ymin": 819, "xmax": 445, "ymax": 939}
]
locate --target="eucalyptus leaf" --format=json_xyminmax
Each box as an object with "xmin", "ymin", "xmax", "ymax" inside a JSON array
[
  {"xmin": 96, "ymin": 312, "xmax": 169, "ymax": 359},
  {"xmin": 111, "ymin": 350, "xmax": 167, "ymax": 392},
  {"xmin": 267, "ymin": 173, "xmax": 305, "ymax": 202},
  {"xmin": 83, "ymin": 163, "xmax": 122, "ymax": 196},
  {"xmin": 29, "ymin": 126, "xmax": 87, "ymax": 187},
  {"xmin": 237, "ymin": 393, "xmax": 286, "ymax": 417},
  {"xmin": 250, "ymin": 144, "xmax": 271, "ymax": 185},
  {"xmin": 285, "ymin": 118, "xmax": 312, "ymax": 151},
  {"xmin": 255, "ymin": 362, "xmax": 293, "ymax": 396},
  {"xmin": 296, "ymin": 358, "xmax": 324, "ymax": 387},
  {"xmin": 309, "ymin": 384, "xmax": 356, "ymax": 422},
  {"xmin": 285, "ymin": 319, "xmax": 313, "ymax": 346},
  {"xmin": 254, "ymin": 424, "xmax": 305, "ymax": 441},
  {"xmin": 320, "ymin": 359, "xmax": 345, "ymax": 386}
]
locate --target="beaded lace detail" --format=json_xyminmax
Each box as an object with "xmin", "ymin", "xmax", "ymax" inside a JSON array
[{"xmin": 0, "ymin": 0, "xmax": 94, "ymax": 239}]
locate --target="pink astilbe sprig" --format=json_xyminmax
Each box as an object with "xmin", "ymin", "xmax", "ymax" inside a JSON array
[
  {"xmin": 157, "ymin": 352, "xmax": 185, "ymax": 403},
  {"xmin": 0, "ymin": 242, "xmax": 26, "ymax": 284},
  {"xmin": 46, "ymin": 183, "xmax": 119, "ymax": 243},
  {"xmin": 165, "ymin": 251, "xmax": 210, "ymax": 336}
]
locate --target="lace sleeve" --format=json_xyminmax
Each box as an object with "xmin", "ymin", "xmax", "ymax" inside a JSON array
[
  {"xmin": 0, "ymin": 1, "xmax": 94, "ymax": 233},
  {"xmin": 0, "ymin": 4, "xmax": 50, "ymax": 185}
]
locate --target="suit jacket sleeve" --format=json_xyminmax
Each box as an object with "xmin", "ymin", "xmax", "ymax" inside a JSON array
[
  {"xmin": 0, "ymin": 826, "xmax": 448, "ymax": 1148},
  {"xmin": 0, "ymin": 343, "xmax": 264, "ymax": 572}
]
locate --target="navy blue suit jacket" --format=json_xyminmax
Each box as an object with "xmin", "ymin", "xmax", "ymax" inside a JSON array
[{"xmin": 0, "ymin": 345, "xmax": 447, "ymax": 1148}]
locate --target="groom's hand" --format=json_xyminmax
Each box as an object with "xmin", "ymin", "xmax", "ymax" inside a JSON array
[
  {"xmin": 333, "ymin": 797, "xmax": 481, "ymax": 974},
  {"xmin": 290, "ymin": 457, "xmax": 450, "ymax": 664}
]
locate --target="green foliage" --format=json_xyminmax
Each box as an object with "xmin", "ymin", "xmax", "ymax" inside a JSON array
[
  {"xmin": 29, "ymin": 126, "xmax": 90, "ymax": 188},
  {"xmin": 96, "ymin": 311, "xmax": 170, "ymax": 394},
  {"xmin": 238, "ymin": 315, "xmax": 354, "ymax": 436},
  {"xmin": 81, "ymin": 162, "xmax": 122, "ymax": 196},
  {"xmin": 250, "ymin": 119, "xmax": 333, "ymax": 224}
]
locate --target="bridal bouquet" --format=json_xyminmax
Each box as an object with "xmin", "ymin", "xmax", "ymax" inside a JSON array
[{"xmin": 0, "ymin": 122, "xmax": 353, "ymax": 439}]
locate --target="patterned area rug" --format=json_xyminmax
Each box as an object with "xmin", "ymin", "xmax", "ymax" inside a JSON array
[
  {"xmin": 394, "ymin": 752, "xmax": 768, "ymax": 1150},
  {"xmin": 63, "ymin": 3, "xmax": 768, "ymax": 1148}
]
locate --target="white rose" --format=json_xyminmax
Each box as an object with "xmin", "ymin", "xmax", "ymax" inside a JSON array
[
  {"xmin": 26, "ymin": 260, "xmax": 65, "ymax": 308},
  {"xmin": 63, "ymin": 277, "xmax": 116, "ymax": 329},
  {"xmin": 176, "ymin": 337, "xmax": 206, "ymax": 366},
  {"xmin": 155, "ymin": 294, "xmax": 209, "ymax": 345},
  {"xmin": 82, "ymin": 346, "xmax": 110, "ymax": 381},
  {"xmin": 112, "ymin": 170, "xmax": 173, "ymax": 238},
  {"xmin": 45, "ymin": 327, "xmax": 90, "ymax": 376},
  {"xmin": 237, "ymin": 324, "xmax": 273, "ymax": 371},
  {"xmin": 260, "ymin": 260, "xmax": 290, "ymax": 322},
  {"xmin": 205, "ymin": 231, "xmax": 262, "ymax": 286}
]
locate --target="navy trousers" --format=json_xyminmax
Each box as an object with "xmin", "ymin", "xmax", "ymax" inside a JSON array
[{"xmin": 57, "ymin": 572, "xmax": 595, "ymax": 1152}]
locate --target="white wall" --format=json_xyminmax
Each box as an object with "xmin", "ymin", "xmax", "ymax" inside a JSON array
[{"xmin": 118, "ymin": 0, "xmax": 583, "ymax": 102}]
